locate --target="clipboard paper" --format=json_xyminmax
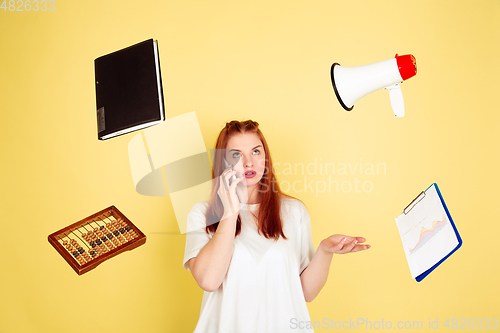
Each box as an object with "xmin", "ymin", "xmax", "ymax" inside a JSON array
[{"xmin": 395, "ymin": 183, "xmax": 462, "ymax": 281}]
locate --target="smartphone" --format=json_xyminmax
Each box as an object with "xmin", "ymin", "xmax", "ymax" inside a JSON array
[{"xmin": 223, "ymin": 158, "xmax": 237, "ymax": 191}]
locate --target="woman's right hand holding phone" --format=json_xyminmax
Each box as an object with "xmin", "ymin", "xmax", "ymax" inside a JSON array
[{"xmin": 218, "ymin": 165, "xmax": 245, "ymax": 219}]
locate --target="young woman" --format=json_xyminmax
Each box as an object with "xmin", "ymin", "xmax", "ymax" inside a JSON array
[{"xmin": 183, "ymin": 120, "xmax": 370, "ymax": 333}]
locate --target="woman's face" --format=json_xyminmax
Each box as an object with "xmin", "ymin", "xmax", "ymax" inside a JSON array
[{"xmin": 225, "ymin": 132, "xmax": 266, "ymax": 191}]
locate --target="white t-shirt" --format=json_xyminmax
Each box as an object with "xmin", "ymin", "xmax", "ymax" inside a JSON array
[{"xmin": 183, "ymin": 196, "xmax": 316, "ymax": 333}]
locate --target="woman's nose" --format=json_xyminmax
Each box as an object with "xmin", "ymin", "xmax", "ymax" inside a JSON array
[{"xmin": 243, "ymin": 156, "xmax": 253, "ymax": 167}]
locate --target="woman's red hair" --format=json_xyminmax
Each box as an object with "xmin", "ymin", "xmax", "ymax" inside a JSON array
[{"xmin": 205, "ymin": 120, "xmax": 295, "ymax": 240}]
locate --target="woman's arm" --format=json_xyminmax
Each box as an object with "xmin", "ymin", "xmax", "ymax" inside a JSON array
[
  {"xmin": 187, "ymin": 213, "xmax": 238, "ymax": 292},
  {"xmin": 187, "ymin": 168, "xmax": 244, "ymax": 292},
  {"xmin": 299, "ymin": 245, "xmax": 334, "ymax": 302},
  {"xmin": 300, "ymin": 236, "xmax": 370, "ymax": 302}
]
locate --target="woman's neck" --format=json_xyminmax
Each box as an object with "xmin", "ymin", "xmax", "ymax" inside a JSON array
[{"xmin": 246, "ymin": 185, "xmax": 260, "ymax": 204}]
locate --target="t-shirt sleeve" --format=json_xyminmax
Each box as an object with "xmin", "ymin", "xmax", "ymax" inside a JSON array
[
  {"xmin": 299, "ymin": 202, "xmax": 316, "ymax": 275},
  {"xmin": 183, "ymin": 202, "xmax": 212, "ymax": 271}
]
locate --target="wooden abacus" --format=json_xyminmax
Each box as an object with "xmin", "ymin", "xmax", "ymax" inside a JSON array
[{"xmin": 48, "ymin": 206, "xmax": 146, "ymax": 275}]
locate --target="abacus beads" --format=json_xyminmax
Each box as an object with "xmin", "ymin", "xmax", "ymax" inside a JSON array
[
  {"xmin": 59, "ymin": 235, "xmax": 91, "ymax": 265},
  {"xmin": 58, "ymin": 215, "xmax": 140, "ymax": 266}
]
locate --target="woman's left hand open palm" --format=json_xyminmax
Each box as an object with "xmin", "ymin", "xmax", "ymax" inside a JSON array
[{"xmin": 319, "ymin": 234, "xmax": 370, "ymax": 254}]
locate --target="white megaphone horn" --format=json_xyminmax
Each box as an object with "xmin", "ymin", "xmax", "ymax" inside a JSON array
[{"xmin": 331, "ymin": 54, "xmax": 417, "ymax": 117}]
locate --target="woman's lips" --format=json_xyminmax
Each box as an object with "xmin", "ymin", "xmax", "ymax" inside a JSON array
[{"xmin": 244, "ymin": 171, "xmax": 256, "ymax": 179}]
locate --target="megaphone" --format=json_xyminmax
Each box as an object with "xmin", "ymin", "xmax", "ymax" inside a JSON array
[{"xmin": 331, "ymin": 54, "xmax": 417, "ymax": 117}]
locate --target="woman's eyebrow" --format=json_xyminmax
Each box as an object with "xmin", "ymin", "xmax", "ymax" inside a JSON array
[{"xmin": 229, "ymin": 145, "xmax": 262, "ymax": 152}]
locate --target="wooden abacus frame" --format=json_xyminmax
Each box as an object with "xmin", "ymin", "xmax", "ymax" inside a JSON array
[{"xmin": 48, "ymin": 206, "xmax": 146, "ymax": 275}]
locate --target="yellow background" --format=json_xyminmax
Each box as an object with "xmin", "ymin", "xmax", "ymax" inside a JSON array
[{"xmin": 1, "ymin": 0, "xmax": 499, "ymax": 332}]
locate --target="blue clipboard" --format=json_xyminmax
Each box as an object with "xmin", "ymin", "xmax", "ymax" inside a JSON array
[{"xmin": 401, "ymin": 183, "xmax": 462, "ymax": 282}]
